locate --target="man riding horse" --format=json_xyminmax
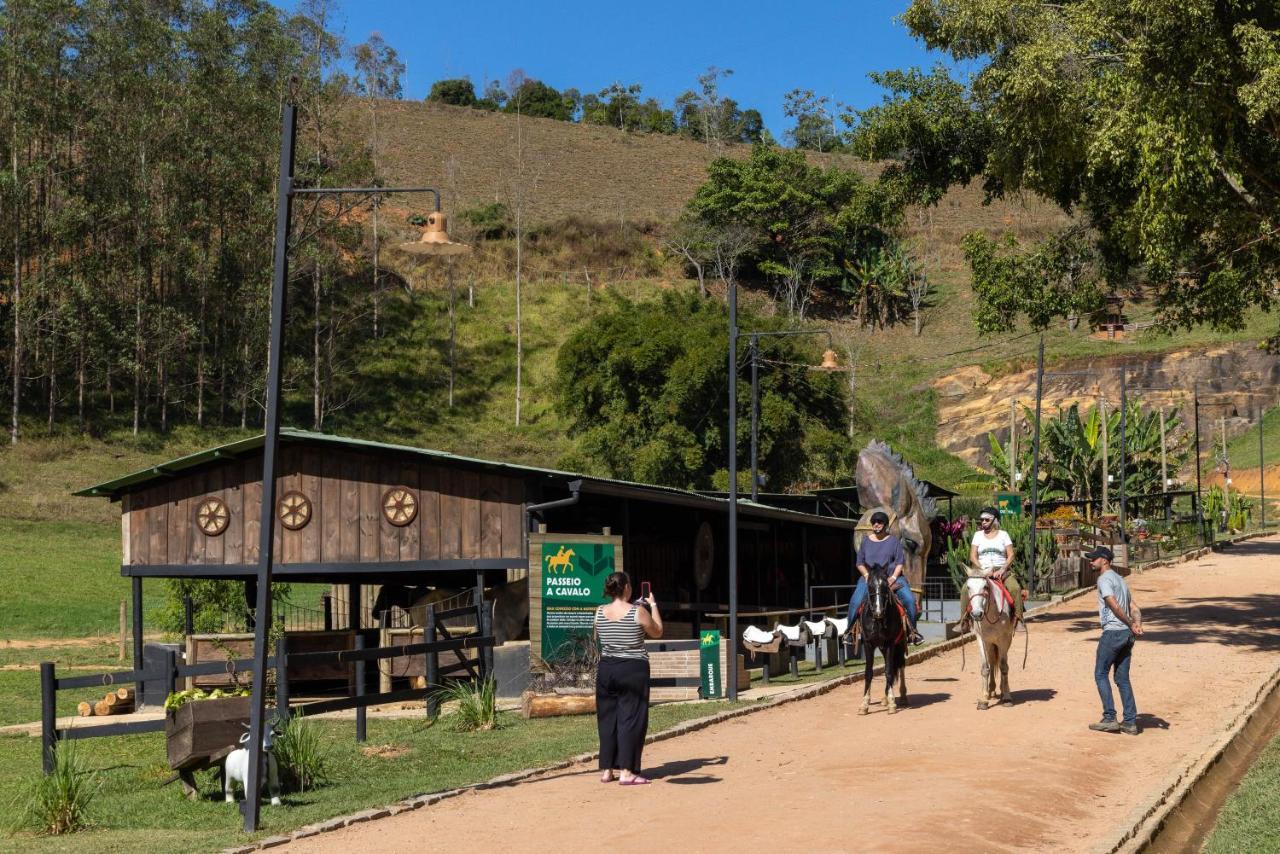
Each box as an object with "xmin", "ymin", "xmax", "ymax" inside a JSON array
[{"xmin": 848, "ymin": 511, "xmax": 924, "ymax": 645}]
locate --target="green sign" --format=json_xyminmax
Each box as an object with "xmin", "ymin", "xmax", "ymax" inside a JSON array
[
  {"xmin": 539, "ymin": 541, "xmax": 614, "ymax": 664},
  {"xmin": 995, "ymin": 492, "xmax": 1023, "ymax": 517},
  {"xmin": 699, "ymin": 631, "xmax": 722, "ymax": 699}
]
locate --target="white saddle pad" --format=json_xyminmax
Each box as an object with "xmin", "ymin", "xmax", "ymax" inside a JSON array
[
  {"xmin": 775, "ymin": 622, "xmax": 805, "ymax": 642},
  {"xmin": 803, "ymin": 619, "xmax": 832, "ymax": 638},
  {"xmin": 742, "ymin": 625, "xmax": 780, "ymax": 645}
]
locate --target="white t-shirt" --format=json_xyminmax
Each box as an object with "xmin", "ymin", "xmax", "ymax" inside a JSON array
[{"xmin": 972, "ymin": 529, "xmax": 1014, "ymax": 572}]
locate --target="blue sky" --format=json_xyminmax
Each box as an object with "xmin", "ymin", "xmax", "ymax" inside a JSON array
[{"xmin": 276, "ymin": 1, "xmax": 949, "ymax": 139}]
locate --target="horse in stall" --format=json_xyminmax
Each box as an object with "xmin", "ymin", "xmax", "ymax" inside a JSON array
[
  {"xmin": 963, "ymin": 570, "xmax": 1016, "ymax": 709},
  {"xmin": 856, "ymin": 566, "xmax": 909, "ymax": 715}
]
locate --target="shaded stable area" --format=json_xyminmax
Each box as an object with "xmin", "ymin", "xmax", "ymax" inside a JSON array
[{"xmin": 73, "ymin": 428, "xmax": 857, "ymax": 706}]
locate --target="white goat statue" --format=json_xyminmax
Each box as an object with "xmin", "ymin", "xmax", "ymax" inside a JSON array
[{"xmin": 224, "ymin": 725, "xmax": 282, "ymax": 806}]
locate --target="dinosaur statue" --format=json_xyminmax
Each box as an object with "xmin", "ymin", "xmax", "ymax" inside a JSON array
[{"xmin": 855, "ymin": 440, "xmax": 937, "ymax": 589}]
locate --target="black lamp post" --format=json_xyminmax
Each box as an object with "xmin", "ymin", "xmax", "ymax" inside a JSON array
[
  {"xmin": 746, "ymin": 329, "xmax": 839, "ymax": 502},
  {"xmin": 242, "ymin": 101, "xmax": 466, "ymax": 833}
]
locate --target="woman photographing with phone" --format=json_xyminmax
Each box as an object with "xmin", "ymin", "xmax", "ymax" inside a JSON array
[{"xmin": 594, "ymin": 571, "xmax": 663, "ymax": 784}]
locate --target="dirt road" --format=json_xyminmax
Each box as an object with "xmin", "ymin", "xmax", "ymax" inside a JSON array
[{"xmin": 285, "ymin": 539, "xmax": 1280, "ymax": 853}]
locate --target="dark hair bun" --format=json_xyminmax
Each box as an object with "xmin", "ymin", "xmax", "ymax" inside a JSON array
[{"xmin": 603, "ymin": 571, "xmax": 630, "ymax": 599}]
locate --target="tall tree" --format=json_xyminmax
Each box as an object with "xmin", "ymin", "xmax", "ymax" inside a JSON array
[
  {"xmin": 850, "ymin": 1, "xmax": 1280, "ymax": 335},
  {"xmin": 352, "ymin": 31, "xmax": 405, "ymax": 342}
]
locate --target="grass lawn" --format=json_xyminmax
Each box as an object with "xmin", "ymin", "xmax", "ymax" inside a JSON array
[
  {"xmin": 0, "ymin": 519, "xmax": 164, "ymax": 641},
  {"xmin": 0, "ymin": 699, "xmax": 752, "ymax": 853},
  {"xmin": 1204, "ymin": 728, "xmax": 1280, "ymax": 853}
]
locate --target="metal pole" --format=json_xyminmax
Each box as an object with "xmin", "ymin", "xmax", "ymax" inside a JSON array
[
  {"xmin": 1027, "ymin": 336, "xmax": 1045, "ymax": 596},
  {"xmin": 1194, "ymin": 383, "xmax": 1204, "ymax": 546},
  {"xmin": 1261, "ymin": 410, "xmax": 1267, "ymax": 530},
  {"xmin": 1221, "ymin": 416, "xmax": 1231, "ymax": 528},
  {"xmin": 727, "ymin": 279, "xmax": 739, "ymax": 701},
  {"xmin": 1119, "ymin": 366, "xmax": 1127, "ymax": 531},
  {"xmin": 354, "ymin": 634, "xmax": 366, "ymax": 743},
  {"xmin": 750, "ymin": 335, "xmax": 759, "ymax": 503},
  {"xmin": 1100, "ymin": 395, "xmax": 1109, "ymax": 515},
  {"xmin": 243, "ymin": 102, "xmax": 295, "ymax": 833},
  {"xmin": 1009, "ymin": 398, "xmax": 1018, "ymax": 491},
  {"xmin": 1160, "ymin": 407, "xmax": 1170, "ymax": 523}
]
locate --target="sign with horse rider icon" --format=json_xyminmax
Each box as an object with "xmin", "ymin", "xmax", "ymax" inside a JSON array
[{"xmin": 528, "ymin": 534, "xmax": 621, "ymax": 667}]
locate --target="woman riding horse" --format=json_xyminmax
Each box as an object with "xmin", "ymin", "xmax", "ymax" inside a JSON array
[{"xmin": 849, "ymin": 511, "xmax": 924, "ymax": 644}]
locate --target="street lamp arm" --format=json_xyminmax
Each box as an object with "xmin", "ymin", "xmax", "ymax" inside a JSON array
[{"xmin": 292, "ymin": 185, "xmax": 441, "ymax": 210}]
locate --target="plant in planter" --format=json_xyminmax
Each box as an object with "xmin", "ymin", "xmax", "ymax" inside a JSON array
[{"xmin": 523, "ymin": 633, "xmax": 600, "ymax": 719}]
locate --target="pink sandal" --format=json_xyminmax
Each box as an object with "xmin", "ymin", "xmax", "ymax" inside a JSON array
[{"xmin": 619, "ymin": 776, "xmax": 650, "ymax": 786}]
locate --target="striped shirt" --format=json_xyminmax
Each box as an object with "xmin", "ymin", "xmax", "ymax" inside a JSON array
[{"xmin": 595, "ymin": 605, "xmax": 648, "ymax": 661}]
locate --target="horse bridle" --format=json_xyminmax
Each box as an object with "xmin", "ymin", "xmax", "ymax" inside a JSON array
[{"xmin": 966, "ymin": 575, "xmax": 1008, "ymax": 626}]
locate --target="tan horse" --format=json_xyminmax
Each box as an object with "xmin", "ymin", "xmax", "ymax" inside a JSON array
[
  {"xmin": 544, "ymin": 546, "xmax": 576, "ymax": 573},
  {"xmin": 963, "ymin": 571, "xmax": 1016, "ymax": 710}
]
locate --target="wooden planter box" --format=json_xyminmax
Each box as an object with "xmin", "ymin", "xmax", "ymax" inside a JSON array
[{"xmin": 165, "ymin": 696, "xmax": 250, "ymax": 770}]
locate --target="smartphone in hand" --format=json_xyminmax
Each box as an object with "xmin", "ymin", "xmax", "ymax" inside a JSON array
[{"xmin": 636, "ymin": 581, "xmax": 652, "ymax": 611}]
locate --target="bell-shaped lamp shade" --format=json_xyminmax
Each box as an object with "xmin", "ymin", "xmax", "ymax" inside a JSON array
[
  {"xmin": 819, "ymin": 348, "xmax": 841, "ymax": 370},
  {"xmin": 397, "ymin": 211, "xmax": 471, "ymax": 257}
]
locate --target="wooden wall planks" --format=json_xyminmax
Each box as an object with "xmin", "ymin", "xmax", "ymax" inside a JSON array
[{"xmin": 121, "ymin": 447, "xmax": 529, "ymax": 569}]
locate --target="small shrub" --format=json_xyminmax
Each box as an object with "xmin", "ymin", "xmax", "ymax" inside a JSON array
[
  {"xmin": 273, "ymin": 716, "xmax": 331, "ymax": 793},
  {"xmin": 438, "ymin": 678, "xmax": 499, "ymax": 732},
  {"xmin": 21, "ymin": 741, "xmax": 98, "ymax": 835}
]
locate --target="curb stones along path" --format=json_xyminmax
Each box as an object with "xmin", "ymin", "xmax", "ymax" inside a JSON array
[{"xmin": 275, "ymin": 538, "xmax": 1280, "ymax": 854}]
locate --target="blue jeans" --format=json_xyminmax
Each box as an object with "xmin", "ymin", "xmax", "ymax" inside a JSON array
[
  {"xmin": 848, "ymin": 576, "xmax": 917, "ymax": 628},
  {"xmin": 1095, "ymin": 629, "xmax": 1136, "ymax": 724}
]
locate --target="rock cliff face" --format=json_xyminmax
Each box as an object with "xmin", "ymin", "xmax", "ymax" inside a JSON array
[{"xmin": 933, "ymin": 343, "xmax": 1280, "ymax": 470}]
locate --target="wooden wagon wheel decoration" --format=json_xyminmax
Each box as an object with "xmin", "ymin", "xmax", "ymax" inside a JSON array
[
  {"xmin": 382, "ymin": 486, "xmax": 418, "ymax": 526},
  {"xmin": 194, "ymin": 496, "xmax": 230, "ymax": 537},
  {"xmin": 278, "ymin": 490, "xmax": 312, "ymax": 531}
]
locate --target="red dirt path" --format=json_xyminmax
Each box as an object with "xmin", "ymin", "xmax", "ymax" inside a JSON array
[{"xmin": 285, "ymin": 539, "xmax": 1280, "ymax": 853}]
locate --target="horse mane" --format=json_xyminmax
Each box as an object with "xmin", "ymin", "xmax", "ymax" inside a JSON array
[{"xmin": 864, "ymin": 439, "xmax": 938, "ymax": 518}]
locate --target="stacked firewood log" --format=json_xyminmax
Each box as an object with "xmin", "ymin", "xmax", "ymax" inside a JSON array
[{"xmin": 77, "ymin": 687, "xmax": 135, "ymax": 717}]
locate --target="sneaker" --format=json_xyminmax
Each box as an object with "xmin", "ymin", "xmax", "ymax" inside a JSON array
[
  {"xmin": 1089, "ymin": 719, "xmax": 1121, "ymax": 733},
  {"xmin": 909, "ymin": 631, "xmax": 925, "ymax": 645},
  {"xmin": 1120, "ymin": 722, "xmax": 1140, "ymax": 735}
]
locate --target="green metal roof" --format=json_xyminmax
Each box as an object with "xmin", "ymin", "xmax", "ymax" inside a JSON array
[
  {"xmin": 72, "ymin": 428, "xmax": 584, "ymax": 499},
  {"xmin": 72, "ymin": 428, "xmax": 855, "ymax": 529}
]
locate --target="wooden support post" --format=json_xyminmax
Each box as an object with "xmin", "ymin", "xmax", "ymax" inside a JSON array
[
  {"xmin": 40, "ymin": 662, "xmax": 56, "ymax": 774},
  {"xmin": 813, "ymin": 635, "xmax": 823, "ymax": 672},
  {"xmin": 425, "ymin": 606, "xmax": 439, "ymax": 718},
  {"xmin": 244, "ymin": 578, "xmax": 257, "ymax": 630},
  {"xmin": 275, "ymin": 634, "xmax": 290, "ymax": 721},
  {"xmin": 118, "ymin": 599, "xmax": 126, "ymax": 661},
  {"xmin": 183, "ymin": 595, "xmax": 194, "ymax": 637},
  {"xmin": 354, "ymin": 634, "xmax": 366, "ymax": 743},
  {"xmin": 789, "ymin": 648, "xmax": 799, "ymax": 678},
  {"xmin": 132, "ymin": 577, "xmax": 144, "ymax": 705},
  {"xmin": 347, "ymin": 583, "xmax": 360, "ymax": 633},
  {"xmin": 474, "ymin": 573, "xmax": 488, "ymax": 680},
  {"xmin": 163, "ymin": 649, "xmax": 178, "ymax": 707},
  {"xmin": 322, "ymin": 593, "xmax": 332, "ymax": 632}
]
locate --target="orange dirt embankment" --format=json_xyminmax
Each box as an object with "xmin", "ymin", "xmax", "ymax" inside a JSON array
[{"xmin": 285, "ymin": 538, "xmax": 1280, "ymax": 854}]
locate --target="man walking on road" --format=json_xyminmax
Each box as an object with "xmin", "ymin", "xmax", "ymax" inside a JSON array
[{"xmin": 1087, "ymin": 546, "xmax": 1143, "ymax": 735}]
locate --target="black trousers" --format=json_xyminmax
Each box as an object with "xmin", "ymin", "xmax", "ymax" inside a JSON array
[{"xmin": 596, "ymin": 657, "xmax": 650, "ymax": 773}]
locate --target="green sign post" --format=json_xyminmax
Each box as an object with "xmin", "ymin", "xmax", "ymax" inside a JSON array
[
  {"xmin": 995, "ymin": 492, "xmax": 1023, "ymax": 517},
  {"xmin": 699, "ymin": 630, "xmax": 722, "ymax": 699},
  {"xmin": 539, "ymin": 541, "xmax": 615, "ymax": 664}
]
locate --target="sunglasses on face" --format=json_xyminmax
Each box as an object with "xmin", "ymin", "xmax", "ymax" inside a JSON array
[{"xmin": 979, "ymin": 516, "xmax": 995, "ymax": 523}]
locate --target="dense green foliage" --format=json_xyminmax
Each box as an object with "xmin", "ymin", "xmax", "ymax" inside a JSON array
[
  {"xmin": 987, "ymin": 402, "xmax": 1190, "ymax": 505},
  {"xmin": 423, "ymin": 68, "xmax": 767, "ymax": 144},
  {"xmin": 686, "ymin": 145, "xmax": 905, "ymax": 321},
  {"xmin": 554, "ymin": 291, "xmax": 847, "ymax": 490},
  {"xmin": 851, "ymin": 0, "xmax": 1280, "ymax": 335}
]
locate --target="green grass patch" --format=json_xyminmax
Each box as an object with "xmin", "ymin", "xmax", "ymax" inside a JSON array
[
  {"xmin": 0, "ymin": 520, "xmax": 163, "ymax": 641},
  {"xmin": 1227, "ymin": 405, "xmax": 1280, "ymax": 470},
  {"xmin": 1204, "ymin": 728, "xmax": 1280, "ymax": 853},
  {"xmin": 0, "ymin": 699, "xmax": 749, "ymax": 853}
]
